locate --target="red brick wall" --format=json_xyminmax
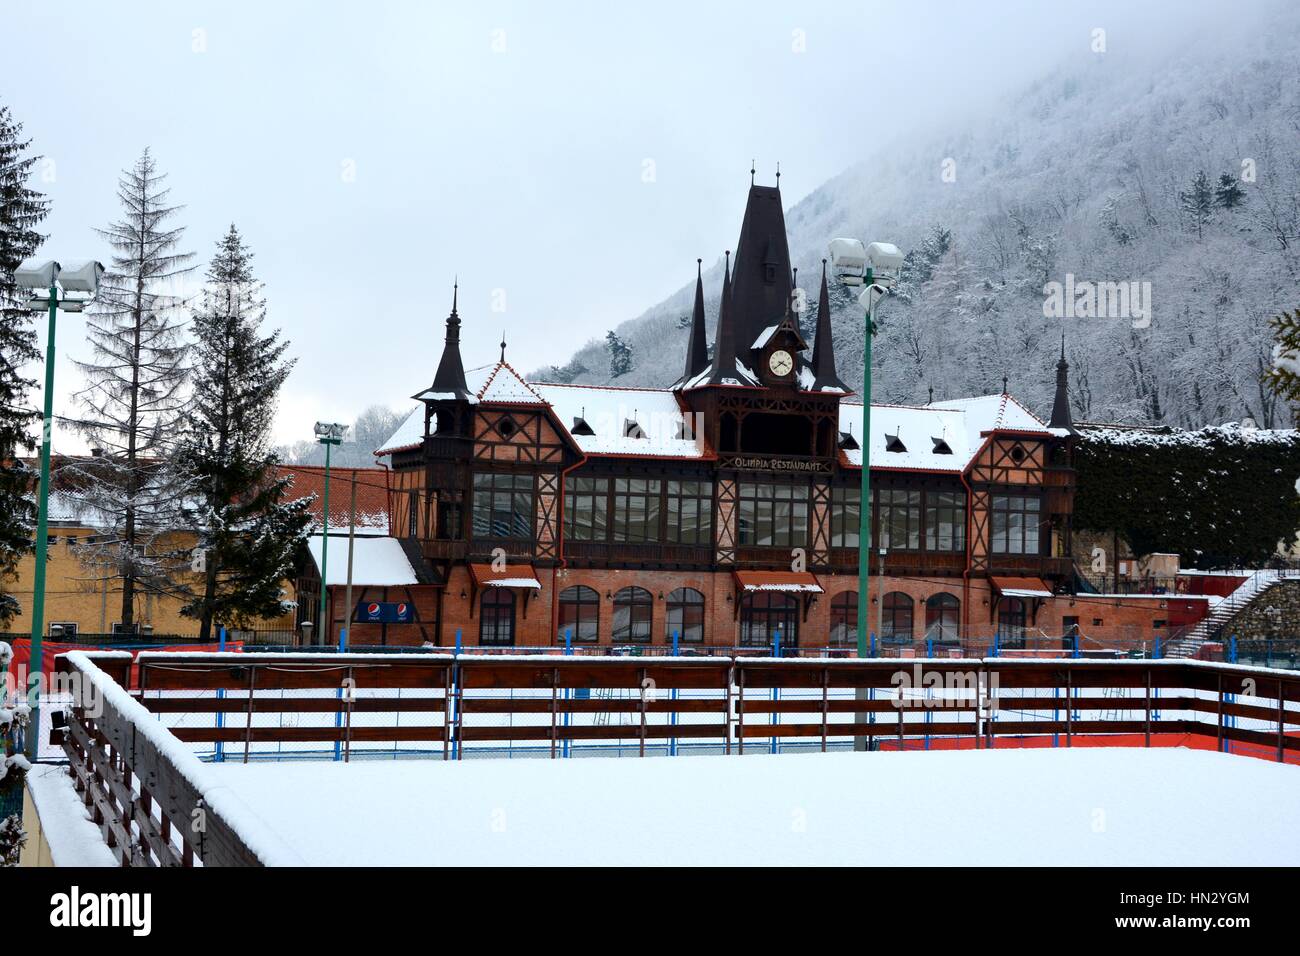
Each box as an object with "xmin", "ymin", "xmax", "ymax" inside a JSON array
[{"xmin": 321, "ymin": 571, "xmax": 1179, "ymax": 648}]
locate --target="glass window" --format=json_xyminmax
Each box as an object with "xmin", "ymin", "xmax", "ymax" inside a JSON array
[
  {"xmin": 559, "ymin": 585, "xmax": 600, "ymax": 642},
  {"xmin": 472, "ymin": 473, "xmax": 534, "ymax": 539},
  {"xmin": 878, "ymin": 489, "xmax": 921, "ymax": 551},
  {"xmin": 925, "ymin": 491, "xmax": 966, "ymax": 552},
  {"xmin": 882, "ymin": 591, "xmax": 914, "ymax": 644},
  {"xmin": 666, "ymin": 480, "xmax": 713, "ymax": 545},
  {"xmin": 665, "ymin": 587, "xmax": 705, "ymax": 643},
  {"xmin": 998, "ymin": 597, "xmax": 1027, "ymax": 646},
  {"xmin": 829, "ymin": 591, "xmax": 858, "ymax": 647},
  {"xmin": 991, "ymin": 493, "xmax": 1041, "ymax": 555},
  {"xmin": 612, "ymin": 586, "xmax": 653, "ymax": 643},
  {"xmin": 612, "ymin": 478, "xmax": 662, "ymax": 543},
  {"xmin": 564, "ymin": 476, "xmax": 608, "ymax": 542},
  {"xmin": 830, "ymin": 485, "xmax": 860, "ymax": 547},
  {"xmin": 479, "ymin": 588, "xmax": 516, "ymax": 645},
  {"xmin": 924, "ymin": 593, "xmax": 960, "ymax": 642},
  {"xmin": 740, "ymin": 592, "xmax": 799, "ymax": 648},
  {"xmin": 737, "ymin": 482, "xmax": 809, "ymax": 548}
]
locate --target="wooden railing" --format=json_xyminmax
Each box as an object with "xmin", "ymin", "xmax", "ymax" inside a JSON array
[{"xmin": 50, "ymin": 652, "xmax": 1299, "ymax": 865}]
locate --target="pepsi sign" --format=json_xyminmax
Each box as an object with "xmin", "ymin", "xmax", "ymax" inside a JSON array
[{"xmin": 353, "ymin": 601, "xmax": 413, "ymax": 624}]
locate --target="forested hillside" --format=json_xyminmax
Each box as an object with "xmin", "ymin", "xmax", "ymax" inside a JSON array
[{"xmin": 538, "ymin": 5, "xmax": 1300, "ymax": 428}]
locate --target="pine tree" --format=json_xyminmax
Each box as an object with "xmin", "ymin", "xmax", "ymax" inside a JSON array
[
  {"xmin": 65, "ymin": 149, "xmax": 194, "ymax": 631},
  {"xmin": 177, "ymin": 226, "xmax": 309, "ymax": 640},
  {"xmin": 1179, "ymin": 170, "xmax": 1215, "ymax": 238},
  {"xmin": 0, "ymin": 105, "xmax": 48, "ymax": 625},
  {"xmin": 606, "ymin": 330, "xmax": 633, "ymax": 377},
  {"xmin": 1265, "ymin": 307, "xmax": 1300, "ymax": 426},
  {"xmin": 1215, "ymin": 172, "xmax": 1246, "ymax": 209}
]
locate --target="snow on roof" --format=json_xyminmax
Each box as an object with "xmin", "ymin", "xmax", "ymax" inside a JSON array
[
  {"xmin": 475, "ymin": 362, "xmax": 546, "ymax": 404},
  {"xmin": 752, "ymin": 324, "xmax": 780, "ymax": 350},
  {"xmin": 306, "ymin": 535, "xmax": 418, "ymax": 586},
  {"xmin": 375, "ymin": 405, "xmax": 425, "ymax": 456},
  {"xmin": 531, "ymin": 382, "xmax": 707, "ymax": 459}
]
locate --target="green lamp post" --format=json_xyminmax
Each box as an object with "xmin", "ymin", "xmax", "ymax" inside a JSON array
[
  {"xmin": 13, "ymin": 258, "xmax": 103, "ymax": 758},
  {"xmin": 313, "ymin": 421, "xmax": 347, "ymax": 645},
  {"xmin": 827, "ymin": 239, "xmax": 903, "ymax": 659}
]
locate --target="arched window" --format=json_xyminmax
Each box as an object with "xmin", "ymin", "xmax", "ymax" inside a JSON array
[
  {"xmin": 998, "ymin": 597, "xmax": 1027, "ymax": 646},
  {"xmin": 612, "ymin": 586, "xmax": 653, "ymax": 643},
  {"xmin": 882, "ymin": 592, "xmax": 913, "ymax": 644},
  {"xmin": 740, "ymin": 592, "xmax": 799, "ymax": 648},
  {"xmin": 830, "ymin": 592, "xmax": 858, "ymax": 647},
  {"xmin": 479, "ymin": 588, "xmax": 516, "ymax": 646},
  {"xmin": 559, "ymin": 585, "xmax": 600, "ymax": 643},
  {"xmin": 924, "ymin": 593, "xmax": 960, "ymax": 643},
  {"xmin": 665, "ymin": 588, "xmax": 705, "ymax": 644}
]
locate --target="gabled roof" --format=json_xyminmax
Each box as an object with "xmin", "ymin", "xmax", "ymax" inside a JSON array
[
  {"xmin": 530, "ymin": 382, "xmax": 707, "ymax": 459},
  {"xmin": 305, "ymin": 534, "xmax": 416, "ymax": 586},
  {"xmin": 838, "ymin": 393, "xmax": 1051, "ymax": 473}
]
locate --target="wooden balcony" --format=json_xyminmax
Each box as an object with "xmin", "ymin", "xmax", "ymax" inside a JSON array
[{"xmin": 565, "ymin": 541, "xmax": 713, "ymax": 569}]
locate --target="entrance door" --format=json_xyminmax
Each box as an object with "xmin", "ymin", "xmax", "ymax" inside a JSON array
[{"xmin": 740, "ymin": 592, "xmax": 799, "ymax": 648}]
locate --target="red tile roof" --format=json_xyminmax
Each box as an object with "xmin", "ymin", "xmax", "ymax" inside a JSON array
[{"xmin": 277, "ymin": 465, "xmax": 391, "ymax": 533}]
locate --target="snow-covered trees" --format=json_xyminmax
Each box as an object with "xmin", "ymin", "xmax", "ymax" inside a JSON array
[
  {"xmin": 176, "ymin": 226, "xmax": 310, "ymax": 640},
  {"xmin": 1266, "ymin": 307, "xmax": 1300, "ymax": 426},
  {"xmin": 605, "ymin": 330, "xmax": 633, "ymax": 377},
  {"xmin": 0, "ymin": 641, "xmax": 29, "ymax": 866},
  {"xmin": 65, "ymin": 149, "xmax": 195, "ymax": 630},
  {"xmin": 0, "ymin": 103, "xmax": 48, "ymax": 626},
  {"xmin": 1179, "ymin": 171, "xmax": 1216, "ymax": 239}
]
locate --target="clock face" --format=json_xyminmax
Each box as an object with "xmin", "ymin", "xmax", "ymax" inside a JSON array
[{"xmin": 768, "ymin": 349, "xmax": 794, "ymax": 377}]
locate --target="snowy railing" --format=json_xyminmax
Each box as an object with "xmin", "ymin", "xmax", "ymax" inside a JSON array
[
  {"xmin": 51, "ymin": 651, "xmax": 304, "ymax": 867},
  {"xmin": 47, "ymin": 652, "xmax": 1299, "ymax": 865}
]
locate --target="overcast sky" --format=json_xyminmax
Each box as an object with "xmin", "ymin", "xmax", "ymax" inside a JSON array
[{"xmin": 7, "ymin": 0, "xmax": 1224, "ymax": 448}]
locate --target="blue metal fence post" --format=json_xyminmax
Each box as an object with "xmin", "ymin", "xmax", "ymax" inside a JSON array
[
  {"xmin": 993, "ymin": 633, "xmax": 1000, "ymax": 658},
  {"xmin": 1071, "ymin": 632, "xmax": 1079, "ymax": 659},
  {"xmin": 670, "ymin": 630, "xmax": 679, "ymax": 756},
  {"xmin": 563, "ymin": 628, "xmax": 572, "ymax": 757},
  {"xmin": 215, "ymin": 626, "xmax": 227, "ymax": 762},
  {"xmin": 1229, "ymin": 635, "xmax": 1237, "ymax": 664},
  {"xmin": 926, "ymin": 637, "xmax": 933, "ymax": 658},
  {"xmin": 870, "ymin": 631, "xmax": 876, "ymax": 658},
  {"xmin": 333, "ymin": 624, "xmax": 347, "ymax": 761},
  {"xmin": 771, "ymin": 628, "xmax": 781, "ymax": 754},
  {"xmin": 452, "ymin": 629, "xmax": 462, "ymax": 760}
]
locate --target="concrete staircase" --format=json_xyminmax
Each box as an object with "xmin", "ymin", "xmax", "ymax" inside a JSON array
[{"xmin": 1162, "ymin": 570, "xmax": 1294, "ymax": 658}]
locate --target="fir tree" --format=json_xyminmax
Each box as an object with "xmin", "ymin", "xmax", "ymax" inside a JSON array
[
  {"xmin": 606, "ymin": 330, "xmax": 633, "ymax": 377},
  {"xmin": 1179, "ymin": 170, "xmax": 1215, "ymax": 238},
  {"xmin": 1215, "ymin": 172, "xmax": 1246, "ymax": 209},
  {"xmin": 0, "ymin": 104, "xmax": 48, "ymax": 625},
  {"xmin": 177, "ymin": 226, "xmax": 310, "ymax": 640},
  {"xmin": 1265, "ymin": 307, "xmax": 1300, "ymax": 426},
  {"xmin": 65, "ymin": 149, "xmax": 194, "ymax": 631}
]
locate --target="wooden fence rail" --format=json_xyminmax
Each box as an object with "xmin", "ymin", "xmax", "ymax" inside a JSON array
[{"xmin": 49, "ymin": 651, "xmax": 1300, "ymax": 866}]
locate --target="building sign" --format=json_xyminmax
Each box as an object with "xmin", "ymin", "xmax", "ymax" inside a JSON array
[
  {"xmin": 721, "ymin": 454, "xmax": 832, "ymax": 474},
  {"xmin": 354, "ymin": 601, "xmax": 413, "ymax": 624}
]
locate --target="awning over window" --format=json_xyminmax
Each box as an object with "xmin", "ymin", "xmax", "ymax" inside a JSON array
[
  {"xmin": 732, "ymin": 571, "xmax": 823, "ymax": 594},
  {"xmin": 469, "ymin": 563, "xmax": 542, "ymax": 590},
  {"xmin": 991, "ymin": 576, "xmax": 1054, "ymax": 599}
]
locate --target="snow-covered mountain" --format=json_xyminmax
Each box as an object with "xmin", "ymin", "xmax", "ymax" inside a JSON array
[{"xmin": 534, "ymin": 4, "xmax": 1300, "ymax": 429}]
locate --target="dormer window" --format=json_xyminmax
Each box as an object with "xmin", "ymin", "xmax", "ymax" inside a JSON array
[
  {"xmin": 838, "ymin": 430, "xmax": 859, "ymax": 451},
  {"xmin": 675, "ymin": 419, "xmax": 695, "ymax": 441},
  {"xmin": 931, "ymin": 437, "xmax": 953, "ymax": 455},
  {"xmin": 571, "ymin": 416, "xmax": 595, "ymax": 436},
  {"xmin": 885, "ymin": 432, "xmax": 907, "ymax": 453},
  {"xmin": 624, "ymin": 419, "xmax": 646, "ymax": 439}
]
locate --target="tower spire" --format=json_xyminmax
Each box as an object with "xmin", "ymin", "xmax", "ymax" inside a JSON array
[
  {"xmin": 425, "ymin": 279, "xmax": 471, "ymax": 400},
  {"xmin": 810, "ymin": 258, "xmax": 848, "ymax": 392},
  {"xmin": 1049, "ymin": 331, "xmax": 1076, "ymax": 433},
  {"xmin": 683, "ymin": 258, "xmax": 709, "ymax": 382},
  {"xmin": 708, "ymin": 251, "xmax": 737, "ymax": 385}
]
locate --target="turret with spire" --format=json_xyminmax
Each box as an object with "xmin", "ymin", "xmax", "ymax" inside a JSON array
[
  {"xmin": 419, "ymin": 280, "xmax": 472, "ymax": 402},
  {"xmin": 683, "ymin": 258, "xmax": 709, "ymax": 382},
  {"xmin": 707, "ymin": 252, "xmax": 738, "ymax": 385},
  {"xmin": 1049, "ymin": 332, "xmax": 1076, "ymax": 433},
  {"xmin": 810, "ymin": 259, "xmax": 848, "ymax": 392}
]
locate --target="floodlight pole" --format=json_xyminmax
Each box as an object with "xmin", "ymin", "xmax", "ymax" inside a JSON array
[
  {"xmin": 26, "ymin": 284, "xmax": 58, "ymax": 758},
  {"xmin": 317, "ymin": 437, "xmax": 334, "ymax": 644},
  {"xmin": 856, "ymin": 269, "xmax": 877, "ymax": 660}
]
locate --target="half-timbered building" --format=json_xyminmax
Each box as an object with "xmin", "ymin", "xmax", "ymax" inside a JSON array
[{"xmin": 311, "ymin": 179, "xmax": 1167, "ymax": 650}]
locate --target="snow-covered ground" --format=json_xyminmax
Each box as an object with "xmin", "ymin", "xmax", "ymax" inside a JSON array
[{"xmin": 206, "ymin": 747, "xmax": 1300, "ymax": 866}]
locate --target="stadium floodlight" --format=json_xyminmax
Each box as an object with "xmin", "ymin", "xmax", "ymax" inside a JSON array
[
  {"xmin": 312, "ymin": 421, "xmax": 350, "ymax": 645},
  {"xmin": 13, "ymin": 255, "xmax": 103, "ymax": 759}
]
